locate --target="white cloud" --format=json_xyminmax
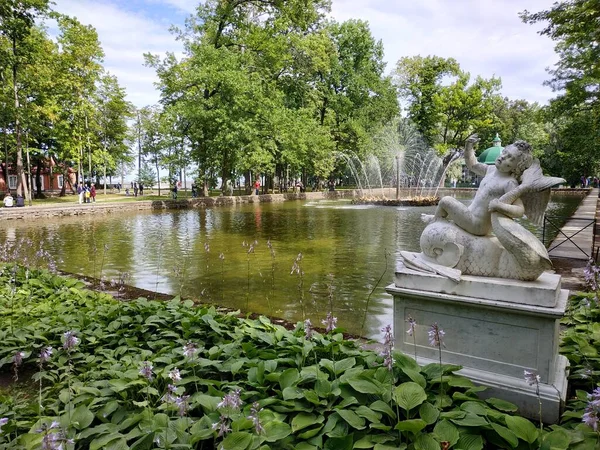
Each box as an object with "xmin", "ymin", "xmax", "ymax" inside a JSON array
[
  {"xmin": 51, "ymin": 0, "xmax": 185, "ymax": 107},
  {"xmin": 47, "ymin": 0, "xmax": 560, "ymax": 109},
  {"xmin": 329, "ymin": 0, "xmax": 559, "ymax": 104}
]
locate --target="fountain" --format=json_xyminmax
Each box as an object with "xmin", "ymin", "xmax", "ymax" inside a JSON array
[{"xmin": 336, "ymin": 120, "xmax": 456, "ymax": 206}]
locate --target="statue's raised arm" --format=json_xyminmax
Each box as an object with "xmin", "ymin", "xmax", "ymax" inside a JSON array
[{"xmin": 464, "ymin": 134, "xmax": 487, "ymax": 177}]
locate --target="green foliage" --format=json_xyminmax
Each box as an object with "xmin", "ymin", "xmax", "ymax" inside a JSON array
[
  {"xmin": 0, "ymin": 263, "xmax": 593, "ymax": 449},
  {"xmin": 521, "ymin": 1, "xmax": 600, "ymax": 183},
  {"xmin": 393, "ymin": 56, "xmax": 502, "ymax": 153}
]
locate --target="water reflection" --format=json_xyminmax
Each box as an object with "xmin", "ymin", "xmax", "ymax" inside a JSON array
[{"xmin": 0, "ymin": 195, "xmax": 581, "ymax": 339}]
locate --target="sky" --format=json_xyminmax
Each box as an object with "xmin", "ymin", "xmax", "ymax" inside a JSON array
[{"xmin": 50, "ymin": 0, "xmax": 559, "ymax": 109}]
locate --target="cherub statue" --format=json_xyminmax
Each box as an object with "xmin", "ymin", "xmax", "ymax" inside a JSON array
[
  {"xmin": 403, "ymin": 134, "xmax": 565, "ymax": 282},
  {"xmin": 425, "ymin": 135, "xmax": 532, "ymax": 235}
]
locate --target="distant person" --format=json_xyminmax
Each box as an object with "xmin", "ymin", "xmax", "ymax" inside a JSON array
[
  {"xmin": 84, "ymin": 186, "xmax": 91, "ymax": 203},
  {"xmin": 172, "ymin": 183, "xmax": 178, "ymax": 200},
  {"xmin": 254, "ymin": 178, "xmax": 260, "ymax": 195},
  {"xmin": 191, "ymin": 183, "xmax": 197, "ymax": 198},
  {"xmin": 133, "ymin": 182, "xmax": 138, "ymax": 197},
  {"xmin": 139, "ymin": 184, "xmax": 144, "ymax": 196},
  {"xmin": 77, "ymin": 182, "xmax": 84, "ymax": 204},
  {"xmin": 90, "ymin": 184, "xmax": 96, "ymax": 203},
  {"xmin": 3, "ymin": 191, "xmax": 13, "ymax": 207}
]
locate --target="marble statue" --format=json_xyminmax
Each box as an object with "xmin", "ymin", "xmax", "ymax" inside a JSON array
[{"xmin": 401, "ymin": 134, "xmax": 565, "ymax": 281}]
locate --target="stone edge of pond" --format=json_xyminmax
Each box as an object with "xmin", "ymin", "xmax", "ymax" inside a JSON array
[{"xmin": 0, "ymin": 187, "xmax": 589, "ymax": 222}]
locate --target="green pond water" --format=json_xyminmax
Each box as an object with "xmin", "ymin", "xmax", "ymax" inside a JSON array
[{"xmin": 0, "ymin": 194, "xmax": 582, "ymax": 339}]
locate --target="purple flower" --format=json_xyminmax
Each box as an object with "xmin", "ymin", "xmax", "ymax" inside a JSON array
[
  {"xmin": 212, "ymin": 415, "xmax": 232, "ymax": 437},
  {"xmin": 380, "ymin": 324, "xmax": 394, "ymax": 371},
  {"xmin": 217, "ymin": 389, "xmax": 243, "ymax": 413},
  {"xmin": 321, "ymin": 312, "xmax": 337, "ymax": 333},
  {"xmin": 12, "ymin": 351, "xmax": 25, "ymax": 366},
  {"xmin": 0, "ymin": 418, "xmax": 8, "ymax": 433},
  {"xmin": 303, "ymin": 319, "xmax": 314, "ymax": 339},
  {"xmin": 139, "ymin": 361, "xmax": 153, "ymax": 381},
  {"xmin": 40, "ymin": 346, "xmax": 53, "ymax": 363},
  {"xmin": 169, "ymin": 368, "xmax": 182, "ymax": 383},
  {"xmin": 584, "ymin": 259, "xmax": 599, "ymax": 292},
  {"xmin": 524, "ymin": 370, "xmax": 541, "ymax": 386},
  {"xmin": 183, "ymin": 342, "xmax": 198, "ymax": 358},
  {"xmin": 62, "ymin": 331, "xmax": 79, "ymax": 350},
  {"xmin": 428, "ymin": 323, "xmax": 445, "ymax": 348},
  {"xmin": 162, "ymin": 384, "xmax": 178, "ymax": 403},
  {"xmin": 583, "ymin": 387, "xmax": 600, "ymax": 431},
  {"xmin": 248, "ymin": 402, "xmax": 264, "ymax": 434},
  {"xmin": 406, "ymin": 316, "xmax": 416, "ymax": 336},
  {"xmin": 175, "ymin": 395, "xmax": 190, "ymax": 417}
]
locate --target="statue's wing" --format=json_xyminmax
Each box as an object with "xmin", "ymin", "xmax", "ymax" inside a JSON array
[
  {"xmin": 522, "ymin": 190, "xmax": 550, "ymax": 227},
  {"xmin": 519, "ymin": 159, "xmax": 565, "ymax": 226}
]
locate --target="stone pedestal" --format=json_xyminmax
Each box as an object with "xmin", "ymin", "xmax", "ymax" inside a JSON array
[{"xmin": 386, "ymin": 261, "xmax": 569, "ymax": 424}]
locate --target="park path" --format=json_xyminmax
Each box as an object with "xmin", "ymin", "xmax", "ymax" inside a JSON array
[{"xmin": 548, "ymin": 188, "xmax": 599, "ymax": 290}]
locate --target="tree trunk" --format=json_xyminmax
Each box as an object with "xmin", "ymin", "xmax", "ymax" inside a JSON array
[{"xmin": 13, "ymin": 37, "xmax": 29, "ymax": 202}]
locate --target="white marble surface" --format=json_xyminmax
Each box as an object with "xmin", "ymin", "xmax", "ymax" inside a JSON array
[{"xmin": 395, "ymin": 258, "xmax": 562, "ymax": 307}]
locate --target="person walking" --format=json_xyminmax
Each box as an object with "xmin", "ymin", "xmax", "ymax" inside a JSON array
[
  {"xmin": 90, "ymin": 184, "xmax": 96, "ymax": 203},
  {"xmin": 139, "ymin": 183, "xmax": 144, "ymax": 196}
]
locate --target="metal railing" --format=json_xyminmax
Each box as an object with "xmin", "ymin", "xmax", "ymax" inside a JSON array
[{"xmin": 542, "ymin": 215, "xmax": 596, "ymax": 259}]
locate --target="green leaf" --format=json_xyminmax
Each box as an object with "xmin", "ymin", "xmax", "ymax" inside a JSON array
[
  {"xmin": 263, "ymin": 420, "xmax": 291, "ymax": 442},
  {"xmin": 220, "ymin": 431, "xmax": 253, "ymax": 450},
  {"xmin": 354, "ymin": 405, "xmax": 382, "ymax": 423},
  {"xmin": 414, "ymin": 433, "xmax": 439, "ymax": 450},
  {"xmin": 449, "ymin": 412, "xmax": 488, "ymax": 427},
  {"xmin": 90, "ymin": 433, "xmax": 125, "ymax": 450},
  {"xmin": 337, "ymin": 409, "xmax": 366, "ymax": 430},
  {"xmin": 433, "ymin": 419, "xmax": 459, "ymax": 446},
  {"xmin": 419, "ymin": 402, "xmax": 439, "ymax": 424},
  {"xmin": 401, "ymin": 368, "xmax": 426, "ymax": 388},
  {"xmin": 347, "ymin": 375, "xmax": 383, "ymax": 395},
  {"xmin": 279, "ymin": 368, "xmax": 299, "ymax": 390},
  {"xmin": 324, "ymin": 434, "xmax": 354, "ymax": 450},
  {"xmin": 540, "ymin": 429, "xmax": 571, "ymax": 450},
  {"xmin": 456, "ymin": 433, "xmax": 484, "ymax": 450},
  {"xmin": 292, "ymin": 413, "xmax": 318, "ymax": 432},
  {"xmin": 370, "ymin": 400, "xmax": 396, "ymax": 419},
  {"xmin": 393, "ymin": 382, "xmax": 427, "ymax": 411},
  {"xmin": 485, "ymin": 397, "xmax": 518, "ymax": 412},
  {"xmin": 491, "ymin": 423, "xmax": 519, "ymax": 448},
  {"xmin": 395, "ymin": 419, "xmax": 427, "ymax": 433},
  {"xmin": 333, "ymin": 357, "xmax": 356, "ymax": 375},
  {"xmin": 282, "ymin": 386, "xmax": 304, "ymax": 400},
  {"xmin": 504, "ymin": 415, "xmax": 539, "ymax": 444},
  {"xmin": 71, "ymin": 405, "xmax": 95, "ymax": 430}
]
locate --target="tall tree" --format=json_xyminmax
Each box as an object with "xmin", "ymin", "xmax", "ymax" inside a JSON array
[
  {"xmin": 52, "ymin": 14, "xmax": 104, "ymax": 191},
  {"xmin": 393, "ymin": 55, "xmax": 460, "ymax": 146},
  {"xmin": 0, "ymin": 0, "xmax": 50, "ymax": 200},
  {"xmin": 94, "ymin": 73, "xmax": 133, "ymax": 194},
  {"xmin": 521, "ymin": 1, "xmax": 600, "ymax": 182}
]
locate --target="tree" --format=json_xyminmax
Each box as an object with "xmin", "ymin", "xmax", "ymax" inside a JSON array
[
  {"xmin": 52, "ymin": 13, "xmax": 104, "ymax": 193},
  {"xmin": 521, "ymin": 1, "xmax": 600, "ymax": 180},
  {"xmin": 94, "ymin": 73, "xmax": 133, "ymax": 194},
  {"xmin": 394, "ymin": 56, "xmax": 502, "ymax": 154},
  {"xmin": 393, "ymin": 56, "xmax": 460, "ymax": 146},
  {"xmin": 0, "ymin": 0, "xmax": 50, "ymax": 201}
]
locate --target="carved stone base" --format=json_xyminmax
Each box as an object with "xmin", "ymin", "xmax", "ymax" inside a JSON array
[{"xmin": 386, "ymin": 262, "xmax": 569, "ymax": 423}]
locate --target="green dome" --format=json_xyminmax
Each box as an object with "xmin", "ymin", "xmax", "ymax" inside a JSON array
[{"xmin": 477, "ymin": 133, "xmax": 503, "ymax": 165}]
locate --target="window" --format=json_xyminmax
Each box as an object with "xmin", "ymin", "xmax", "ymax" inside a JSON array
[
  {"xmin": 33, "ymin": 177, "xmax": 44, "ymax": 191},
  {"xmin": 8, "ymin": 175, "xmax": 17, "ymax": 190}
]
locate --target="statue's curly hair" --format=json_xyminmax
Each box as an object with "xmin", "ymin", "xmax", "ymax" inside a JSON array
[{"xmin": 510, "ymin": 140, "xmax": 533, "ymax": 179}]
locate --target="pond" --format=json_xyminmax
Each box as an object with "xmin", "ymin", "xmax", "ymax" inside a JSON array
[{"xmin": 0, "ymin": 193, "xmax": 582, "ymax": 339}]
